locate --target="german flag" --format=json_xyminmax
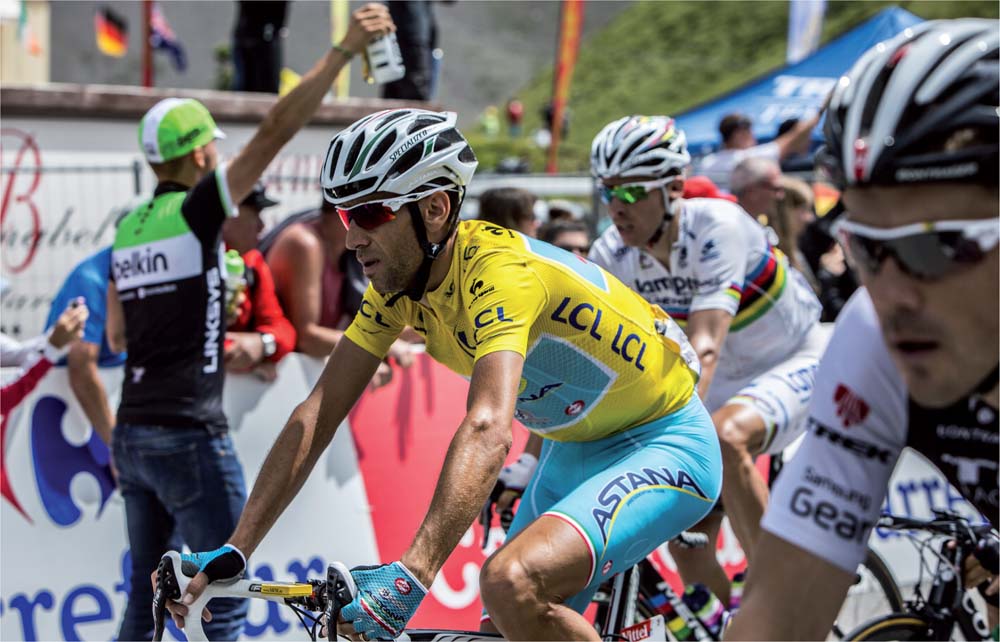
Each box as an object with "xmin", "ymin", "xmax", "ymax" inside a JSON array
[{"xmin": 95, "ymin": 7, "xmax": 127, "ymax": 57}]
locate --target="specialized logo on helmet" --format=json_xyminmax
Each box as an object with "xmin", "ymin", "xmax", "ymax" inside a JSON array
[{"xmin": 390, "ymin": 129, "xmax": 432, "ymax": 163}]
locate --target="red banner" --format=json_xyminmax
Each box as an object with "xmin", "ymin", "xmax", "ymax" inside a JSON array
[{"xmin": 546, "ymin": 0, "xmax": 585, "ymax": 174}]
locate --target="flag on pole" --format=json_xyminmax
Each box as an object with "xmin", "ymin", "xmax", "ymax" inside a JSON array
[
  {"xmin": 95, "ymin": 6, "xmax": 128, "ymax": 57},
  {"xmin": 17, "ymin": 0, "xmax": 42, "ymax": 56},
  {"xmin": 546, "ymin": 0, "xmax": 585, "ymax": 174},
  {"xmin": 787, "ymin": 0, "xmax": 826, "ymax": 64},
  {"xmin": 150, "ymin": 2, "xmax": 186, "ymax": 71}
]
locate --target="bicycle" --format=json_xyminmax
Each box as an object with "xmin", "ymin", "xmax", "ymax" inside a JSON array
[{"xmin": 843, "ymin": 510, "xmax": 998, "ymax": 641}]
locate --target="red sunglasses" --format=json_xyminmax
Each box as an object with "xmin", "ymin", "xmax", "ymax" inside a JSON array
[{"xmin": 337, "ymin": 189, "xmax": 444, "ymax": 231}]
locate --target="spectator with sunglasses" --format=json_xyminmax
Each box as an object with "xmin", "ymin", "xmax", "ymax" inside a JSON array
[
  {"xmin": 729, "ymin": 19, "xmax": 999, "ymax": 640},
  {"xmin": 587, "ymin": 115, "xmax": 827, "ymax": 607},
  {"xmin": 168, "ymin": 108, "xmax": 721, "ymax": 642},
  {"xmin": 540, "ymin": 219, "xmax": 591, "ymax": 256}
]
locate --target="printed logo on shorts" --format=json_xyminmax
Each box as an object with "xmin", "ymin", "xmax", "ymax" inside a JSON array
[
  {"xmin": 565, "ymin": 400, "xmax": 585, "ymax": 416},
  {"xmin": 602, "ymin": 560, "xmax": 613, "ymax": 575},
  {"xmin": 833, "ymin": 383, "xmax": 870, "ymax": 428},
  {"xmin": 394, "ymin": 577, "xmax": 412, "ymax": 595}
]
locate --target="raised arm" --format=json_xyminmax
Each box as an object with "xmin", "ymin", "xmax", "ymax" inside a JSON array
[
  {"xmin": 105, "ymin": 282, "xmax": 126, "ymax": 354},
  {"xmin": 224, "ymin": 4, "xmax": 395, "ymax": 204}
]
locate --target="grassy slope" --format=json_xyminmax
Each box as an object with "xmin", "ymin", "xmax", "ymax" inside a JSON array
[{"xmin": 501, "ymin": 0, "xmax": 998, "ymax": 172}]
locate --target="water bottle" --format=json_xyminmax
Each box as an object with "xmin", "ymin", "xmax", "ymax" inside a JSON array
[
  {"xmin": 224, "ymin": 249, "xmax": 246, "ymax": 319},
  {"xmin": 682, "ymin": 583, "xmax": 726, "ymax": 640},
  {"xmin": 362, "ymin": 32, "xmax": 406, "ymax": 84}
]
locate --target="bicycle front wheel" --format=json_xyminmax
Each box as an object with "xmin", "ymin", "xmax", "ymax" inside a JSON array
[
  {"xmin": 833, "ymin": 547, "xmax": 905, "ymax": 637},
  {"xmin": 844, "ymin": 614, "xmax": 933, "ymax": 641}
]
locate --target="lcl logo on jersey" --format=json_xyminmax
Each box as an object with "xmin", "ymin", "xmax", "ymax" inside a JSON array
[{"xmin": 833, "ymin": 383, "xmax": 870, "ymax": 428}]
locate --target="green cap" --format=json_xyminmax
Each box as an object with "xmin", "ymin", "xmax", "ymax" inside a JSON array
[{"xmin": 138, "ymin": 98, "xmax": 226, "ymax": 163}]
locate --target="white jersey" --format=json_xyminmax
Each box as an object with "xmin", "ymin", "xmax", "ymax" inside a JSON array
[
  {"xmin": 762, "ymin": 290, "xmax": 998, "ymax": 572},
  {"xmin": 589, "ymin": 198, "xmax": 821, "ymax": 381}
]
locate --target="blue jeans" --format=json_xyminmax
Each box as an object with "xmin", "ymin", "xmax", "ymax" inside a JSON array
[{"xmin": 113, "ymin": 424, "xmax": 248, "ymax": 641}]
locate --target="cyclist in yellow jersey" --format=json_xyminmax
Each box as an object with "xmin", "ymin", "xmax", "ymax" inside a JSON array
[{"xmin": 166, "ymin": 109, "xmax": 722, "ymax": 642}]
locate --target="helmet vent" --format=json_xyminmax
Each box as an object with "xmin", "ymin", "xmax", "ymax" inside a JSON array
[
  {"xmin": 344, "ymin": 135, "xmax": 366, "ymax": 175},
  {"xmin": 408, "ymin": 116, "xmax": 442, "ymax": 135},
  {"xmin": 368, "ymin": 132, "xmax": 398, "ymax": 170},
  {"xmin": 375, "ymin": 110, "xmax": 409, "ymax": 130}
]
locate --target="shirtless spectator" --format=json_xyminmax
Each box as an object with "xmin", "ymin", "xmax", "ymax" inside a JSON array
[
  {"xmin": 222, "ymin": 182, "xmax": 297, "ymax": 381},
  {"xmin": 263, "ymin": 200, "xmax": 412, "ymax": 387},
  {"xmin": 477, "ymin": 187, "xmax": 539, "ymax": 237}
]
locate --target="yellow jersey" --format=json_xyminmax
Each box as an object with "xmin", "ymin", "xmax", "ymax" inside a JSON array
[{"xmin": 344, "ymin": 220, "xmax": 699, "ymax": 442}]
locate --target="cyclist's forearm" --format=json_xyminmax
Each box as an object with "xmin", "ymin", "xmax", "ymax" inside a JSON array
[
  {"xmin": 229, "ymin": 340, "xmax": 379, "ymax": 556},
  {"xmin": 67, "ymin": 355, "xmax": 115, "ymax": 445},
  {"xmin": 402, "ymin": 417, "xmax": 511, "ymax": 586}
]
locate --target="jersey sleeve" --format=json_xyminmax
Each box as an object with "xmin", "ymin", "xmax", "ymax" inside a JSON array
[
  {"xmin": 688, "ymin": 206, "xmax": 748, "ymax": 316},
  {"xmin": 181, "ymin": 162, "xmax": 238, "ymax": 242},
  {"xmin": 463, "ymin": 250, "xmax": 547, "ymax": 362},
  {"xmin": 762, "ymin": 290, "xmax": 907, "ymax": 573},
  {"xmin": 343, "ymin": 284, "xmax": 406, "ymax": 359}
]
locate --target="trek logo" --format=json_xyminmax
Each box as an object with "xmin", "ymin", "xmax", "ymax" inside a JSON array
[
  {"xmin": 810, "ymin": 418, "xmax": 891, "ymax": 463},
  {"xmin": 518, "ymin": 382, "xmax": 562, "ymax": 404},
  {"xmin": 112, "ymin": 248, "xmax": 168, "ymax": 281},
  {"xmin": 833, "ymin": 384, "xmax": 869, "ymax": 427},
  {"xmin": 790, "ymin": 486, "xmax": 873, "ymax": 543},
  {"xmin": 592, "ymin": 468, "xmax": 708, "ymax": 543},
  {"xmin": 203, "ymin": 267, "xmax": 222, "ymax": 373}
]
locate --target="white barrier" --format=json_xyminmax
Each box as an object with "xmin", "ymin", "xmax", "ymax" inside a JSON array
[{"xmin": 0, "ymin": 355, "xmax": 379, "ymax": 642}]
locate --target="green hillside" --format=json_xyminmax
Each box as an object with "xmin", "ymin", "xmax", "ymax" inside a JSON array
[{"xmin": 489, "ymin": 0, "xmax": 998, "ymax": 172}]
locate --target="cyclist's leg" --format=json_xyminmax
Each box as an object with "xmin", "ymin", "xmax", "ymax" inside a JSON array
[
  {"xmin": 481, "ymin": 396, "xmax": 721, "ymax": 639},
  {"xmin": 165, "ymin": 429, "xmax": 249, "ymax": 642},
  {"xmin": 667, "ymin": 510, "xmax": 730, "ymax": 606},
  {"xmin": 113, "ymin": 424, "xmax": 180, "ymax": 642},
  {"xmin": 480, "ymin": 437, "xmax": 564, "ymax": 633},
  {"xmin": 716, "ymin": 323, "xmax": 829, "ymax": 562}
]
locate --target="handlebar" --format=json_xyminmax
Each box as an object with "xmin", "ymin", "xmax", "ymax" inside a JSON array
[
  {"xmin": 878, "ymin": 510, "xmax": 998, "ymax": 574},
  {"xmin": 152, "ymin": 551, "xmax": 357, "ymax": 642}
]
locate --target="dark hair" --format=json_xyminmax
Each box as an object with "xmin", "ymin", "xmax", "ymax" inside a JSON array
[
  {"xmin": 719, "ymin": 113, "xmax": 752, "ymax": 142},
  {"xmin": 540, "ymin": 219, "xmax": 588, "ymax": 245},
  {"xmin": 478, "ymin": 187, "xmax": 536, "ymax": 230}
]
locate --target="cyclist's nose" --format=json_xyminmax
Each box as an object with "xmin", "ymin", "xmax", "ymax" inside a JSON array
[
  {"xmin": 345, "ymin": 221, "xmax": 368, "ymax": 251},
  {"xmin": 866, "ymin": 256, "xmax": 923, "ymax": 314}
]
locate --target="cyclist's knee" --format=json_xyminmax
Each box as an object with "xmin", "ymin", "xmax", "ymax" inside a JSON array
[{"xmin": 480, "ymin": 554, "xmax": 539, "ymax": 608}]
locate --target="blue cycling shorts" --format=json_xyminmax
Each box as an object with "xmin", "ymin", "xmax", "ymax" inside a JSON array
[{"xmin": 493, "ymin": 394, "xmax": 722, "ymax": 614}]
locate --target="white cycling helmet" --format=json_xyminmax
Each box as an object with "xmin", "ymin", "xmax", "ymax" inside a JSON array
[
  {"xmin": 819, "ymin": 18, "xmax": 999, "ymax": 188},
  {"xmin": 321, "ymin": 109, "xmax": 478, "ymax": 205},
  {"xmin": 590, "ymin": 115, "xmax": 691, "ymax": 180}
]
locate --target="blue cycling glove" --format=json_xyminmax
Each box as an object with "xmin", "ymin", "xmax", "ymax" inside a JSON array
[
  {"xmin": 340, "ymin": 561, "xmax": 428, "ymax": 640},
  {"xmin": 180, "ymin": 544, "xmax": 246, "ymax": 584}
]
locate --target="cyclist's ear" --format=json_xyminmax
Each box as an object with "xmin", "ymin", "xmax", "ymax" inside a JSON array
[{"xmin": 423, "ymin": 191, "xmax": 451, "ymax": 227}]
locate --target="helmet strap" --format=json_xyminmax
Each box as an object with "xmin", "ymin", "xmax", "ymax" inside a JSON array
[
  {"xmin": 385, "ymin": 194, "xmax": 462, "ymax": 307},
  {"xmin": 646, "ymin": 186, "xmax": 676, "ymax": 248}
]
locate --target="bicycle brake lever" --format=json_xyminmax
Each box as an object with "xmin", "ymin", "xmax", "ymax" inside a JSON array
[
  {"xmin": 325, "ymin": 562, "xmax": 358, "ymax": 641},
  {"xmin": 152, "ymin": 553, "xmax": 182, "ymax": 642}
]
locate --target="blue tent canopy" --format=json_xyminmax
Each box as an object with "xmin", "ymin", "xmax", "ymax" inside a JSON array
[{"xmin": 676, "ymin": 7, "xmax": 925, "ymax": 155}]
